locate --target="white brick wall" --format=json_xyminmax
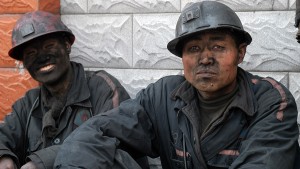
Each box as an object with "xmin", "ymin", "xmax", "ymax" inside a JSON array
[{"xmin": 61, "ymin": 0, "xmax": 300, "ymax": 166}]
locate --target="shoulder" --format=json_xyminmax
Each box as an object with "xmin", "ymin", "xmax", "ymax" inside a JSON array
[
  {"xmin": 15, "ymin": 87, "xmax": 40, "ymax": 105},
  {"xmin": 85, "ymin": 70, "xmax": 118, "ymax": 90},
  {"xmin": 245, "ymin": 71, "xmax": 297, "ymax": 120},
  {"xmin": 239, "ymin": 69, "xmax": 291, "ymax": 98},
  {"xmin": 138, "ymin": 74, "xmax": 185, "ymax": 96},
  {"xmin": 85, "ymin": 70, "xmax": 129, "ymax": 99},
  {"xmin": 248, "ymin": 72, "xmax": 292, "ymax": 99},
  {"xmin": 87, "ymin": 70, "xmax": 121, "ymax": 86},
  {"xmin": 155, "ymin": 74, "xmax": 185, "ymax": 86}
]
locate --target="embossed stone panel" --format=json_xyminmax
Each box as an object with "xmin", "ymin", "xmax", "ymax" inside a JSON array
[
  {"xmin": 61, "ymin": 14, "xmax": 132, "ymax": 68},
  {"xmin": 133, "ymin": 13, "xmax": 182, "ymax": 69},
  {"xmin": 88, "ymin": 0, "xmax": 180, "ymax": 13},
  {"xmin": 181, "ymin": 0, "xmax": 287, "ymax": 11},
  {"xmin": 0, "ymin": 0, "xmax": 37, "ymax": 14},
  {"xmin": 238, "ymin": 11, "xmax": 300, "ymax": 71},
  {"xmin": 289, "ymin": 73, "xmax": 300, "ymax": 123},
  {"xmin": 60, "ymin": 0, "xmax": 88, "ymax": 14},
  {"xmin": 290, "ymin": 0, "xmax": 296, "ymax": 9},
  {"xmin": 89, "ymin": 68, "xmax": 183, "ymax": 98},
  {"xmin": 39, "ymin": 0, "xmax": 60, "ymax": 14},
  {"xmin": 0, "ymin": 68, "xmax": 38, "ymax": 120},
  {"xmin": 0, "ymin": 15, "xmax": 21, "ymax": 68}
]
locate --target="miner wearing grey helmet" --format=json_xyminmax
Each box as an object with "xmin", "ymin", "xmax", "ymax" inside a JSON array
[
  {"xmin": 55, "ymin": 1, "xmax": 300, "ymax": 169},
  {"xmin": 0, "ymin": 10, "xmax": 150, "ymax": 169}
]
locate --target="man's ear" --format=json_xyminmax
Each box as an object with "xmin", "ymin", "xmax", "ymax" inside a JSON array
[
  {"xmin": 237, "ymin": 43, "xmax": 247, "ymax": 64},
  {"xmin": 64, "ymin": 38, "xmax": 71, "ymax": 54}
]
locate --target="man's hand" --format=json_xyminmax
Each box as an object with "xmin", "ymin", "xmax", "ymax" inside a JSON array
[
  {"xmin": 0, "ymin": 156, "xmax": 17, "ymax": 169},
  {"xmin": 20, "ymin": 161, "xmax": 37, "ymax": 169}
]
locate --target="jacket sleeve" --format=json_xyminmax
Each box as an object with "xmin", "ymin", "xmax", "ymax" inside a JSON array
[
  {"xmin": 88, "ymin": 70, "xmax": 130, "ymax": 115},
  {"xmin": 54, "ymin": 99, "xmax": 157, "ymax": 169},
  {"xmin": 26, "ymin": 145, "xmax": 59, "ymax": 169},
  {"xmin": 0, "ymin": 99, "xmax": 29, "ymax": 168},
  {"xmin": 230, "ymin": 79, "xmax": 299, "ymax": 169}
]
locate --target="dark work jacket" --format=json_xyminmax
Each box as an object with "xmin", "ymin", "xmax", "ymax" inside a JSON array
[
  {"xmin": 0, "ymin": 62, "xmax": 134, "ymax": 169},
  {"xmin": 55, "ymin": 67, "xmax": 300, "ymax": 169}
]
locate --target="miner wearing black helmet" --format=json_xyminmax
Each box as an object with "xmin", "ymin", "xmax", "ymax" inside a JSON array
[
  {"xmin": 0, "ymin": 11, "xmax": 150, "ymax": 169},
  {"xmin": 55, "ymin": 1, "xmax": 300, "ymax": 169}
]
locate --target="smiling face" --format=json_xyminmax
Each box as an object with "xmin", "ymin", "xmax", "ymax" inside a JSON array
[
  {"xmin": 181, "ymin": 29, "xmax": 247, "ymax": 100},
  {"xmin": 22, "ymin": 34, "xmax": 72, "ymax": 85}
]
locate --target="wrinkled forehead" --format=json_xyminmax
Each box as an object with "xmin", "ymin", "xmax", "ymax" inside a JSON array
[{"xmin": 183, "ymin": 29, "xmax": 234, "ymax": 43}]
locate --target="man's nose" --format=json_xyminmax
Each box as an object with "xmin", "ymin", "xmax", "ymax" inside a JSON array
[{"xmin": 198, "ymin": 47, "xmax": 214, "ymax": 65}]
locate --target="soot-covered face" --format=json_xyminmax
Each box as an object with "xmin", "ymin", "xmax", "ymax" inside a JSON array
[
  {"xmin": 22, "ymin": 35, "xmax": 71, "ymax": 85},
  {"xmin": 181, "ymin": 29, "xmax": 247, "ymax": 100}
]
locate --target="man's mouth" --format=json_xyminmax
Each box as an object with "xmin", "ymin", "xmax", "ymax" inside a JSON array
[
  {"xmin": 195, "ymin": 68, "xmax": 218, "ymax": 78},
  {"xmin": 38, "ymin": 64, "xmax": 55, "ymax": 72},
  {"xmin": 196, "ymin": 70, "xmax": 217, "ymax": 75}
]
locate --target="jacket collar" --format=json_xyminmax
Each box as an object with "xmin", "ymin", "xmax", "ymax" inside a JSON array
[
  {"xmin": 64, "ymin": 61, "xmax": 91, "ymax": 107},
  {"xmin": 171, "ymin": 67, "xmax": 257, "ymax": 117}
]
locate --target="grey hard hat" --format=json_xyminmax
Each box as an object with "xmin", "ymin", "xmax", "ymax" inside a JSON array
[
  {"xmin": 167, "ymin": 1, "xmax": 252, "ymax": 57},
  {"xmin": 8, "ymin": 11, "xmax": 75, "ymax": 61}
]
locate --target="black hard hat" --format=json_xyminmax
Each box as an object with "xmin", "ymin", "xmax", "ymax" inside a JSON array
[
  {"xmin": 167, "ymin": 1, "xmax": 252, "ymax": 57},
  {"xmin": 8, "ymin": 11, "xmax": 75, "ymax": 61}
]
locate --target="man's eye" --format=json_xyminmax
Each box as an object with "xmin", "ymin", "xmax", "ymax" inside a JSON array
[
  {"xmin": 44, "ymin": 43, "xmax": 55, "ymax": 49},
  {"xmin": 212, "ymin": 45, "xmax": 225, "ymax": 50},
  {"xmin": 189, "ymin": 46, "xmax": 200, "ymax": 52},
  {"xmin": 24, "ymin": 50, "xmax": 37, "ymax": 58}
]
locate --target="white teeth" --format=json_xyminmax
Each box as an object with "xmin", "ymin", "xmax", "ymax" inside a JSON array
[{"xmin": 40, "ymin": 64, "xmax": 54, "ymax": 71}]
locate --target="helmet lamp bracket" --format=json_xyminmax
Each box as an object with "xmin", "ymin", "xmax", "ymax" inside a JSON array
[{"xmin": 21, "ymin": 23, "xmax": 35, "ymax": 38}]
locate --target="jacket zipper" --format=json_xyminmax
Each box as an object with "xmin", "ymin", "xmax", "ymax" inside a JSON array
[{"xmin": 178, "ymin": 109, "xmax": 208, "ymax": 169}]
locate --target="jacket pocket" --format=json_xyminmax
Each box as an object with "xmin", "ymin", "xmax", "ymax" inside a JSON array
[{"xmin": 170, "ymin": 142, "xmax": 193, "ymax": 169}]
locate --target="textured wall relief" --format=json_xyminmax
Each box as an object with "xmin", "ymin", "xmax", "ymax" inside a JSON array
[
  {"xmin": 0, "ymin": 70, "xmax": 38, "ymax": 120},
  {"xmin": 39, "ymin": 0, "xmax": 60, "ymax": 14},
  {"xmin": 88, "ymin": 0, "xmax": 180, "ymax": 13},
  {"xmin": 61, "ymin": 0, "xmax": 87, "ymax": 14},
  {"xmin": 62, "ymin": 14, "xmax": 132, "ymax": 68},
  {"xmin": 238, "ymin": 11, "xmax": 300, "ymax": 71},
  {"xmin": 96, "ymin": 68, "xmax": 183, "ymax": 98},
  {"xmin": 0, "ymin": 0, "xmax": 37, "ymax": 13},
  {"xmin": 0, "ymin": 15, "xmax": 20, "ymax": 67},
  {"xmin": 181, "ymin": 0, "xmax": 287, "ymax": 11},
  {"xmin": 133, "ymin": 14, "xmax": 182, "ymax": 69},
  {"xmin": 290, "ymin": 0, "xmax": 296, "ymax": 9}
]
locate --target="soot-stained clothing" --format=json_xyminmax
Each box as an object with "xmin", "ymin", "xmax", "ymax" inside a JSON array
[
  {"xmin": 0, "ymin": 62, "xmax": 131, "ymax": 169},
  {"xmin": 55, "ymin": 67, "xmax": 300, "ymax": 169}
]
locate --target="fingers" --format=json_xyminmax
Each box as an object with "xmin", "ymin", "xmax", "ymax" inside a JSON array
[
  {"xmin": 20, "ymin": 161, "xmax": 37, "ymax": 169},
  {"xmin": 0, "ymin": 156, "xmax": 17, "ymax": 169}
]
